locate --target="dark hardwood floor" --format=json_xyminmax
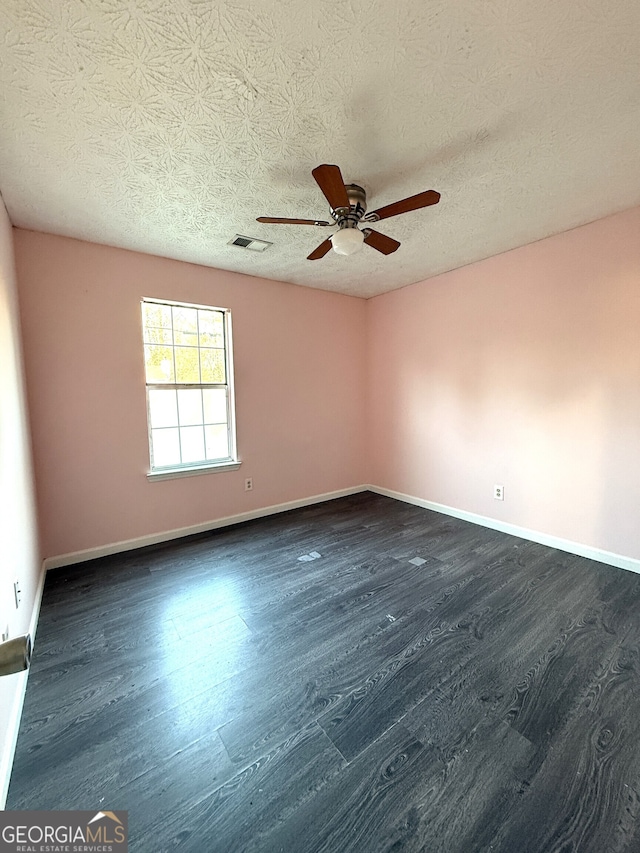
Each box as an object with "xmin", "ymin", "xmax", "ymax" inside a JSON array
[{"xmin": 8, "ymin": 491, "xmax": 640, "ymax": 852}]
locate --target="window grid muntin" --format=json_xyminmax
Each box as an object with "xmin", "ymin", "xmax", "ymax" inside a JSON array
[{"xmin": 142, "ymin": 298, "xmax": 235, "ymax": 472}]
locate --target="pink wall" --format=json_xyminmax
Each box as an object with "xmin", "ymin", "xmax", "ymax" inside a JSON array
[
  {"xmin": 368, "ymin": 206, "xmax": 640, "ymax": 560},
  {"xmin": 14, "ymin": 206, "xmax": 640, "ymax": 565},
  {"xmin": 15, "ymin": 231, "xmax": 368, "ymax": 559},
  {"xmin": 0, "ymin": 200, "xmax": 40, "ymax": 803}
]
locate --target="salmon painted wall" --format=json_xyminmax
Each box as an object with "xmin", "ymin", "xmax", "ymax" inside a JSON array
[
  {"xmin": 14, "ymin": 230, "xmax": 368, "ymax": 560},
  {"xmin": 368, "ymin": 206, "xmax": 640, "ymax": 561},
  {"xmin": 0, "ymin": 200, "xmax": 40, "ymax": 804}
]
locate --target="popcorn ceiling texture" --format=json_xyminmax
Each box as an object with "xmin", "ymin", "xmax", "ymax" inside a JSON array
[{"xmin": 1, "ymin": 0, "xmax": 640, "ymax": 298}]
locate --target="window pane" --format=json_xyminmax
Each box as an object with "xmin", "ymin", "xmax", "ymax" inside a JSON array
[
  {"xmin": 200, "ymin": 348, "xmax": 225, "ymax": 383},
  {"xmin": 143, "ymin": 302, "xmax": 172, "ymax": 332},
  {"xmin": 173, "ymin": 306, "xmax": 197, "ymax": 329},
  {"xmin": 144, "ymin": 326, "xmax": 173, "ymax": 345},
  {"xmin": 174, "ymin": 306, "xmax": 198, "ymax": 345},
  {"xmin": 205, "ymin": 424, "xmax": 229, "ymax": 460},
  {"xmin": 177, "ymin": 388, "xmax": 203, "ymax": 426},
  {"xmin": 151, "ymin": 427, "xmax": 180, "ymax": 467},
  {"xmin": 174, "ymin": 330, "xmax": 198, "ymax": 347},
  {"xmin": 175, "ymin": 347, "xmax": 200, "ymax": 383},
  {"xmin": 180, "ymin": 426, "xmax": 205, "ymax": 463},
  {"xmin": 145, "ymin": 345, "xmax": 175, "ymax": 382},
  {"xmin": 203, "ymin": 388, "xmax": 227, "ymax": 424},
  {"xmin": 148, "ymin": 389, "xmax": 178, "ymax": 428},
  {"xmin": 199, "ymin": 310, "xmax": 224, "ymax": 348}
]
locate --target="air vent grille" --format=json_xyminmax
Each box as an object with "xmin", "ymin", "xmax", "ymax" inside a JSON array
[{"xmin": 229, "ymin": 235, "xmax": 272, "ymax": 252}]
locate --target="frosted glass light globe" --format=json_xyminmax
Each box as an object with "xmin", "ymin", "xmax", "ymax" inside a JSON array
[{"xmin": 331, "ymin": 228, "xmax": 365, "ymax": 255}]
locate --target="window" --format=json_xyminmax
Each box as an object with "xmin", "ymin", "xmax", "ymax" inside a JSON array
[{"xmin": 142, "ymin": 298, "xmax": 238, "ymax": 477}]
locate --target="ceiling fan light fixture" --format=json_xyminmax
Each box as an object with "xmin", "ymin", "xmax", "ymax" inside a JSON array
[{"xmin": 331, "ymin": 227, "xmax": 365, "ymax": 255}]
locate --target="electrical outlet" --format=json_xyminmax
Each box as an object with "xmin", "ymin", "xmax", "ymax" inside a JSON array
[
  {"xmin": 245, "ymin": 477, "xmax": 253, "ymax": 491},
  {"xmin": 1, "ymin": 625, "xmax": 9, "ymax": 643},
  {"xmin": 14, "ymin": 580, "xmax": 22, "ymax": 609},
  {"xmin": 494, "ymin": 484, "xmax": 504, "ymax": 501}
]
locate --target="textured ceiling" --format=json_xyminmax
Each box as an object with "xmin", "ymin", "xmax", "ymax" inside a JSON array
[{"xmin": 1, "ymin": 1, "xmax": 640, "ymax": 298}]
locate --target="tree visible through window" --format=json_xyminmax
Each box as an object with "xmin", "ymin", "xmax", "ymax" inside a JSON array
[{"xmin": 142, "ymin": 299, "xmax": 237, "ymax": 472}]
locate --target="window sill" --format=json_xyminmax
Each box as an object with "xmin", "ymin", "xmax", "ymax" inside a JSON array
[{"xmin": 147, "ymin": 460, "xmax": 242, "ymax": 481}]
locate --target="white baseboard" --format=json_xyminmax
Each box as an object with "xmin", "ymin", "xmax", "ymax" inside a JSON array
[
  {"xmin": 43, "ymin": 486, "xmax": 368, "ymax": 571},
  {"xmin": 367, "ymin": 485, "xmax": 640, "ymax": 575},
  {"xmin": 44, "ymin": 483, "xmax": 640, "ymax": 575},
  {"xmin": 0, "ymin": 562, "xmax": 47, "ymax": 809}
]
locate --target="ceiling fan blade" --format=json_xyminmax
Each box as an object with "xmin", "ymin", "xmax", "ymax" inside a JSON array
[
  {"xmin": 363, "ymin": 229, "xmax": 401, "ymax": 255},
  {"xmin": 307, "ymin": 238, "xmax": 333, "ymax": 261},
  {"xmin": 257, "ymin": 217, "xmax": 331, "ymax": 226},
  {"xmin": 368, "ymin": 190, "xmax": 440, "ymax": 221},
  {"xmin": 312, "ymin": 164, "xmax": 350, "ymax": 211}
]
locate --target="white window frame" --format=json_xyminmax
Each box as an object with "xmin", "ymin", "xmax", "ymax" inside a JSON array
[{"xmin": 142, "ymin": 297, "xmax": 240, "ymax": 480}]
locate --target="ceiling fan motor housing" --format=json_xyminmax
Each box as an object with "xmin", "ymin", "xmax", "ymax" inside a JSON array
[{"xmin": 332, "ymin": 184, "xmax": 367, "ymax": 229}]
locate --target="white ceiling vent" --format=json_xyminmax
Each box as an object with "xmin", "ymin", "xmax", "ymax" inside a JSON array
[{"xmin": 228, "ymin": 234, "xmax": 272, "ymax": 252}]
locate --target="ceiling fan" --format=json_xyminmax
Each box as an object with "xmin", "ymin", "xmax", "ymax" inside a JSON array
[{"xmin": 257, "ymin": 164, "xmax": 440, "ymax": 260}]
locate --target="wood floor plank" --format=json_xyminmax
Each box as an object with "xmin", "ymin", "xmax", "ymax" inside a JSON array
[
  {"xmin": 134, "ymin": 722, "xmax": 346, "ymax": 853},
  {"xmin": 238, "ymin": 724, "xmax": 442, "ymax": 853},
  {"xmin": 488, "ymin": 621, "xmax": 640, "ymax": 853},
  {"xmin": 390, "ymin": 715, "xmax": 536, "ymax": 853}
]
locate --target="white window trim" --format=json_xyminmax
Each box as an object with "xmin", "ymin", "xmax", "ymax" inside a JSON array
[
  {"xmin": 142, "ymin": 297, "xmax": 239, "ymax": 479},
  {"xmin": 147, "ymin": 460, "xmax": 242, "ymax": 481}
]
